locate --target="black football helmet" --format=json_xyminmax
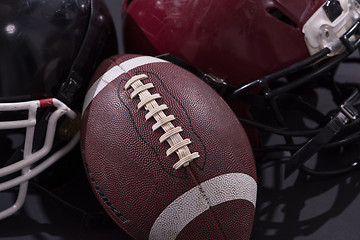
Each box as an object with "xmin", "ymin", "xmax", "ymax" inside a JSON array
[{"xmin": 0, "ymin": 0, "xmax": 117, "ymax": 219}]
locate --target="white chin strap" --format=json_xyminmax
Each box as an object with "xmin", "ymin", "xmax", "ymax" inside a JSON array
[{"xmin": 0, "ymin": 98, "xmax": 79, "ymax": 220}]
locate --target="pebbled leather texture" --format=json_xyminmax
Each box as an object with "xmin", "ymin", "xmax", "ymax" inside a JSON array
[{"xmin": 81, "ymin": 54, "xmax": 257, "ymax": 240}]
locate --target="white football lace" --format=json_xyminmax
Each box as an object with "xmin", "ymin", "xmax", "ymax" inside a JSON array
[{"xmin": 125, "ymin": 74, "xmax": 200, "ymax": 170}]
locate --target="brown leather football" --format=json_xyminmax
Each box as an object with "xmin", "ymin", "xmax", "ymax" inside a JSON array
[{"xmin": 81, "ymin": 54, "xmax": 257, "ymax": 240}]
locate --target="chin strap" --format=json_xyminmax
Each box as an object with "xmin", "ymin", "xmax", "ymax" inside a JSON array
[{"xmin": 285, "ymin": 87, "xmax": 360, "ymax": 178}]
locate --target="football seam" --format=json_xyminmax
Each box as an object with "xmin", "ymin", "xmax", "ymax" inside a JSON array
[
  {"xmin": 127, "ymin": 67, "xmax": 227, "ymax": 236},
  {"xmin": 125, "ymin": 68, "xmax": 226, "ymax": 236},
  {"xmin": 124, "ymin": 73, "xmax": 200, "ymax": 170},
  {"xmin": 188, "ymin": 167, "xmax": 228, "ymax": 239},
  {"xmin": 116, "ymin": 76, "xmax": 190, "ymax": 179},
  {"xmin": 128, "ymin": 69, "xmax": 227, "ymax": 238},
  {"xmin": 84, "ymin": 163, "xmax": 129, "ymax": 223},
  {"xmin": 136, "ymin": 70, "xmax": 208, "ymax": 171}
]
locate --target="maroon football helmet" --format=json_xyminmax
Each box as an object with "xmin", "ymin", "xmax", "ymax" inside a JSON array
[
  {"xmin": 123, "ymin": 0, "xmax": 360, "ymax": 177},
  {"xmin": 123, "ymin": 0, "xmax": 357, "ymax": 86}
]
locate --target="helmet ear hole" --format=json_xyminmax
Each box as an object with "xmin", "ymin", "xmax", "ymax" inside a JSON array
[{"xmin": 267, "ymin": 8, "xmax": 297, "ymax": 28}]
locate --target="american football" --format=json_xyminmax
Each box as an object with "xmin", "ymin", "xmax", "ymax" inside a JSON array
[{"xmin": 80, "ymin": 54, "xmax": 257, "ymax": 239}]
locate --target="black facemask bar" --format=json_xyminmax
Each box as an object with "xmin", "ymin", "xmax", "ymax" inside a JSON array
[
  {"xmin": 158, "ymin": 19, "xmax": 360, "ymax": 178},
  {"xmin": 229, "ymin": 19, "xmax": 360, "ymax": 177}
]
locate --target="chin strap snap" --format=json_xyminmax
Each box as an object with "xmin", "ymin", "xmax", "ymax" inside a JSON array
[{"xmin": 285, "ymin": 87, "xmax": 360, "ymax": 178}]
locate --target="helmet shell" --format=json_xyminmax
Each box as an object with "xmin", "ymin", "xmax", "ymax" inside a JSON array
[
  {"xmin": 123, "ymin": 0, "xmax": 325, "ymax": 87},
  {"xmin": 0, "ymin": 0, "xmax": 116, "ymax": 102}
]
